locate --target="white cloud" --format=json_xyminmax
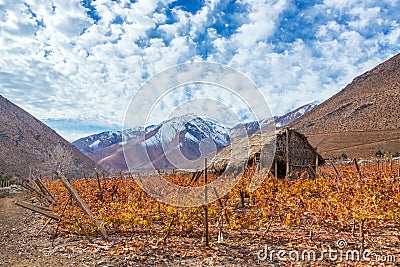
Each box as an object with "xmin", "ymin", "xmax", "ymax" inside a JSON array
[
  {"xmin": 348, "ymin": 6, "xmax": 380, "ymax": 29},
  {"xmin": 385, "ymin": 24, "xmax": 400, "ymax": 45},
  {"xmin": 0, "ymin": 0, "xmax": 399, "ymax": 140}
]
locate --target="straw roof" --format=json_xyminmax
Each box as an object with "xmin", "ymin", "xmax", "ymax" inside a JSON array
[
  {"xmin": 210, "ymin": 128, "xmax": 322, "ymax": 174},
  {"xmin": 210, "ymin": 130, "xmax": 276, "ymax": 174}
]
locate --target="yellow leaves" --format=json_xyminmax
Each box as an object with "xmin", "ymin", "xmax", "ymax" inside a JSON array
[
  {"xmin": 166, "ymin": 206, "xmax": 173, "ymax": 213},
  {"xmin": 44, "ymin": 163, "xmax": 400, "ymax": 241}
]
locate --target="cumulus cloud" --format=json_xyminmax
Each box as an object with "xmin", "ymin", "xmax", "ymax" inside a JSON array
[{"xmin": 0, "ymin": 0, "xmax": 399, "ymax": 140}]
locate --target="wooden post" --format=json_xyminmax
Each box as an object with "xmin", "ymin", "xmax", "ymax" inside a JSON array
[
  {"xmin": 307, "ymin": 165, "xmax": 317, "ymax": 179},
  {"xmin": 33, "ymin": 178, "xmax": 46, "ymax": 195},
  {"xmin": 285, "ymin": 127, "xmax": 290, "ymax": 176},
  {"xmin": 57, "ymin": 172, "xmax": 110, "ymax": 241},
  {"xmin": 360, "ymin": 219, "xmax": 365, "ymax": 253},
  {"xmin": 275, "ymin": 161, "xmax": 278, "ymax": 179},
  {"xmin": 315, "ymin": 150, "xmax": 319, "ymax": 177},
  {"xmin": 384, "ymin": 157, "xmax": 386, "ymax": 173},
  {"xmin": 331, "ymin": 163, "xmax": 341, "ymax": 179},
  {"xmin": 213, "ymin": 187, "xmax": 230, "ymax": 227},
  {"xmin": 20, "ymin": 182, "xmax": 53, "ymax": 204},
  {"xmin": 354, "ymin": 158, "xmax": 363, "ymax": 194},
  {"xmin": 37, "ymin": 175, "xmax": 55, "ymax": 201},
  {"xmin": 96, "ymin": 172, "xmax": 102, "ymax": 191},
  {"xmin": 354, "ymin": 158, "xmax": 362, "ymax": 178},
  {"xmin": 204, "ymin": 157, "xmax": 209, "ymax": 247},
  {"xmin": 398, "ymin": 160, "xmax": 400, "ymax": 178},
  {"xmin": 390, "ymin": 155, "xmax": 393, "ymax": 173},
  {"xmin": 15, "ymin": 201, "xmax": 60, "ymax": 221}
]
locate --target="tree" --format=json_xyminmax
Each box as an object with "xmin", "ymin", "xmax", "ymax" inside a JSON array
[{"xmin": 43, "ymin": 144, "xmax": 81, "ymax": 177}]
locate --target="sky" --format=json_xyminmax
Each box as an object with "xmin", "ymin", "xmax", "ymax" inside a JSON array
[{"xmin": 0, "ymin": 0, "xmax": 400, "ymax": 141}]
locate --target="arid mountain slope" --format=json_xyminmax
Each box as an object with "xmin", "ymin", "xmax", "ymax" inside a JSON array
[
  {"xmin": 291, "ymin": 53, "xmax": 400, "ymax": 132},
  {"xmin": 290, "ymin": 53, "xmax": 400, "ymax": 158},
  {"xmin": 0, "ymin": 95, "xmax": 96, "ymax": 177}
]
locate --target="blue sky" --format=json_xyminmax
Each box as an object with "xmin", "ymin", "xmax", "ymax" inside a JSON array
[{"xmin": 1, "ymin": 0, "xmax": 400, "ymax": 141}]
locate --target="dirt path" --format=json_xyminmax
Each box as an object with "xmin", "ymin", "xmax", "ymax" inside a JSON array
[{"xmin": 0, "ymin": 194, "xmax": 99, "ymax": 267}]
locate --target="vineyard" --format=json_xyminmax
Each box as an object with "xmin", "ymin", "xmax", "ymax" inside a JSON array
[{"xmin": 27, "ymin": 160, "xmax": 400, "ymax": 265}]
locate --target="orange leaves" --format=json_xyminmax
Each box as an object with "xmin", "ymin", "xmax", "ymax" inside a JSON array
[{"xmin": 44, "ymin": 162, "xmax": 400, "ymax": 245}]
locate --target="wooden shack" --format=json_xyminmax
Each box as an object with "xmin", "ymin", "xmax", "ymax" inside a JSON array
[
  {"xmin": 272, "ymin": 128, "xmax": 324, "ymax": 178},
  {"xmin": 210, "ymin": 128, "xmax": 324, "ymax": 179}
]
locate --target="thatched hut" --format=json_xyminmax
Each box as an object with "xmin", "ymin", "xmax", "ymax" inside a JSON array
[{"xmin": 210, "ymin": 128, "xmax": 324, "ymax": 178}]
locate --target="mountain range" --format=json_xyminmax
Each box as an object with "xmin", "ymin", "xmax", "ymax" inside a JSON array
[{"xmin": 73, "ymin": 102, "xmax": 318, "ymax": 172}]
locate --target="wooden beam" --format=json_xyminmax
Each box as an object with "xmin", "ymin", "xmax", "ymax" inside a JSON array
[
  {"xmin": 307, "ymin": 165, "xmax": 317, "ymax": 179},
  {"xmin": 20, "ymin": 183, "xmax": 53, "ymax": 204},
  {"xmin": 29, "ymin": 202, "xmax": 53, "ymax": 212},
  {"xmin": 15, "ymin": 201, "xmax": 60, "ymax": 221},
  {"xmin": 36, "ymin": 176, "xmax": 56, "ymax": 200},
  {"xmin": 57, "ymin": 172, "xmax": 110, "ymax": 241},
  {"xmin": 33, "ymin": 177, "xmax": 46, "ymax": 195}
]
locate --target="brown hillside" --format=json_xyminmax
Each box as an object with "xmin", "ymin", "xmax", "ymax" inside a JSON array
[
  {"xmin": 290, "ymin": 53, "xmax": 400, "ymax": 158},
  {"xmin": 306, "ymin": 129, "xmax": 400, "ymax": 159},
  {"xmin": 0, "ymin": 95, "xmax": 96, "ymax": 177}
]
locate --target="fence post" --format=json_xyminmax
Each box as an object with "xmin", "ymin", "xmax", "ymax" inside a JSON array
[
  {"xmin": 57, "ymin": 172, "xmax": 110, "ymax": 241},
  {"xmin": 285, "ymin": 127, "xmax": 290, "ymax": 176},
  {"xmin": 315, "ymin": 149, "xmax": 319, "ymax": 176},
  {"xmin": 204, "ymin": 157, "xmax": 209, "ymax": 247}
]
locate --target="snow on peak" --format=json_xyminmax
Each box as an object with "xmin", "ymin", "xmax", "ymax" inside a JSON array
[
  {"xmin": 141, "ymin": 113, "xmax": 230, "ymax": 149},
  {"xmin": 89, "ymin": 139, "xmax": 100, "ymax": 149}
]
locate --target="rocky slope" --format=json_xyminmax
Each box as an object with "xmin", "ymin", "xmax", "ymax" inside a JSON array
[
  {"xmin": 290, "ymin": 53, "xmax": 400, "ymax": 158},
  {"xmin": 0, "ymin": 95, "xmax": 96, "ymax": 177}
]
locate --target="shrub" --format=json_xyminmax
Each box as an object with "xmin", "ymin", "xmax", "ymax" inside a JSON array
[
  {"xmin": 375, "ymin": 150, "xmax": 384, "ymax": 157},
  {"xmin": 0, "ymin": 175, "xmax": 12, "ymax": 182}
]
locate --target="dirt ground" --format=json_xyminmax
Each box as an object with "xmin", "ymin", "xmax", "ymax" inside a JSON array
[
  {"xmin": 0, "ymin": 192, "xmax": 96, "ymax": 267},
  {"xmin": 1, "ymin": 190, "xmax": 399, "ymax": 267}
]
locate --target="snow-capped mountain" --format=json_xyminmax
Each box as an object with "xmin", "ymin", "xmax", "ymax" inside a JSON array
[
  {"xmin": 73, "ymin": 101, "xmax": 319, "ymax": 172},
  {"xmin": 83, "ymin": 114, "xmax": 230, "ymax": 171},
  {"xmin": 274, "ymin": 101, "xmax": 319, "ymax": 128},
  {"xmin": 228, "ymin": 101, "xmax": 318, "ymax": 140},
  {"xmin": 229, "ymin": 118, "xmax": 274, "ymax": 141},
  {"xmin": 142, "ymin": 114, "xmax": 230, "ymax": 152},
  {"xmin": 72, "ymin": 127, "xmax": 144, "ymax": 153}
]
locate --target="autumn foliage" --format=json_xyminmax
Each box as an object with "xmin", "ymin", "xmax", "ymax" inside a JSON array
[{"xmin": 45, "ymin": 160, "xmax": 400, "ymax": 244}]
